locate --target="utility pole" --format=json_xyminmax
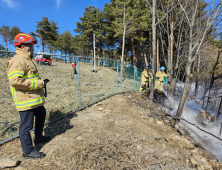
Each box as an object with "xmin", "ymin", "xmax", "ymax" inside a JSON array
[{"xmin": 93, "ymin": 32, "xmax": 96, "ymax": 72}]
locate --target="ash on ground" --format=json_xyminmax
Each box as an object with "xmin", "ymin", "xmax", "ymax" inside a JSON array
[{"xmin": 197, "ymin": 110, "xmax": 217, "ymax": 126}]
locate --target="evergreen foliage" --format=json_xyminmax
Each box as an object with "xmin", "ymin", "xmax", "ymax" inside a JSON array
[
  {"xmin": 32, "ymin": 17, "xmax": 59, "ymax": 52},
  {"xmin": 9, "ymin": 26, "xmax": 21, "ymax": 44},
  {"xmin": 0, "ymin": 25, "xmax": 10, "ymax": 51}
]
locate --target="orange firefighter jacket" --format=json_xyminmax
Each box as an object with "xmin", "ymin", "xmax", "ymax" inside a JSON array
[{"xmin": 7, "ymin": 48, "xmax": 45, "ymax": 111}]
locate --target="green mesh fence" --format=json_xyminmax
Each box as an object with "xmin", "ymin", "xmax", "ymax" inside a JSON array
[{"xmin": 0, "ymin": 50, "xmax": 142, "ymax": 144}]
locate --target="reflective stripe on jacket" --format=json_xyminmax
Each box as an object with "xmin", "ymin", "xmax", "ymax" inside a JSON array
[
  {"xmin": 7, "ymin": 48, "xmax": 45, "ymax": 111},
  {"xmin": 156, "ymin": 71, "xmax": 167, "ymax": 82},
  {"xmin": 141, "ymin": 70, "xmax": 151, "ymax": 82}
]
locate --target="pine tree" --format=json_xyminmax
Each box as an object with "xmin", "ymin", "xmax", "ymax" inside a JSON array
[
  {"xmin": 72, "ymin": 34, "xmax": 90, "ymax": 56},
  {"xmin": 59, "ymin": 30, "xmax": 72, "ymax": 55},
  {"xmin": 133, "ymin": 0, "xmax": 152, "ymax": 67},
  {"xmin": 103, "ymin": 2, "xmax": 120, "ymax": 59},
  {"xmin": 74, "ymin": 6, "xmax": 103, "ymax": 56},
  {"xmin": 0, "ymin": 25, "xmax": 10, "ymax": 51},
  {"xmin": 47, "ymin": 20, "xmax": 59, "ymax": 53},
  {"xmin": 107, "ymin": 0, "xmax": 138, "ymax": 81},
  {"xmin": 33, "ymin": 17, "xmax": 59, "ymax": 52},
  {"xmin": 9, "ymin": 26, "xmax": 21, "ymax": 44}
]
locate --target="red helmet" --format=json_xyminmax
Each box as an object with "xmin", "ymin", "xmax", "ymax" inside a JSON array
[{"xmin": 14, "ymin": 33, "xmax": 37, "ymax": 46}]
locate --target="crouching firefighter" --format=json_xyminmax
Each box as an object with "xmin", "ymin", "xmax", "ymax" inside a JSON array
[
  {"xmin": 140, "ymin": 67, "xmax": 152, "ymax": 92},
  {"xmin": 7, "ymin": 33, "xmax": 51, "ymax": 159}
]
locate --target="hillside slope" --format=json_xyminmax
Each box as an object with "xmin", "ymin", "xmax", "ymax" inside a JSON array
[
  {"xmin": 1, "ymin": 93, "xmax": 222, "ymax": 170},
  {"xmin": 0, "ymin": 58, "xmax": 140, "ymax": 142}
]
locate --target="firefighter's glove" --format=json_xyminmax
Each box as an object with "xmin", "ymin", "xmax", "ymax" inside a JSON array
[{"xmin": 43, "ymin": 79, "xmax": 50, "ymax": 86}]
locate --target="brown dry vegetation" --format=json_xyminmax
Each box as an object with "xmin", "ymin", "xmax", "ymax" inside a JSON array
[
  {"xmin": 0, "ymin": 57, "xmax": 140, "ymax": 143},
  {"xmin": 0, "ymin": 93, "xmax": 222, "ymax": 169},
  {"xmin": 1, "ymin": 57, "xmax": 222, "ymax": 169}
]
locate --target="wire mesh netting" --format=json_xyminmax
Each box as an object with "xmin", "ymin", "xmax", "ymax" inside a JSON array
[{"xmin": 0, "ymin": 50, "xmax": 142, "ymax": 144}]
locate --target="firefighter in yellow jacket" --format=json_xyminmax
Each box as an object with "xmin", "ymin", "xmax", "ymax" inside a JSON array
[
  {"xmin": 7, "ymin": 33, "xmax": 51, "ymax": 159},
  {"xmin": 155, "ymin": 66, "xmax": 168, "ymax": 90},
  {"xmin": 140, "ymin": 67, "xmax": 152, "ymax": 92}
]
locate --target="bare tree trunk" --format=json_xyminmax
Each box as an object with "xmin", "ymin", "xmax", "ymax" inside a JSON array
[
  {"xmin": 174, "ymin": 0, "xmax": 221, "ymax": 120},
  {"xmin": 206, "ymin": 51, "xmax": 221, "ymax": 111},
  {"xmin": 217, "ymin": 96, "xmax": 222, "ymax": 119},
  {"xmin": 93, "ymin": 33, "xmax": 96, "ymax": 71},
  {"xmin": 170, "ymin": 13, "xmax": 174, "ymax": 66},
  {"xmin": 91, "ymin": 39, "xmax": 94, "ymax": 57},
  {"xmin": 131, "ymin": 37, "xmax": 137, "ymax": 67},
  {"xmin": 157, "ymin": 35, "xmax": 159, "ymax": 71},
  {"xmin": 143, "ymin": 41, "xmax": 148, "ymax": 67},
  {"xmin": 149, "ymin": 31, "xmax": 152, "ymax": 67},
  {"xmin": 98, "ymin": 40, "xmax": 101, "ymax": 58},
  {"xmin": 175, "ymin": 7, "xmax": 194, "ymax": 118},
  {"xmin": 120, "ymin": 3, "xmax": 126, "ymax": 82},
  {"xmin": 139, "ymin": 41, "xmax": 144, "ymax": 68},
  {"xmin": 171, "ymin": 45, "xmax": 181, "ymax": 95},
  {"xmin": 175, "ymin": 62, "xmax": 192, "ymax": 118},
  {"xmin": 202, "ymin": 82, "xmax": 208, "ymax": 107},
  {"xmin": 194, "ymin": 51, "xmax": 200, "ymax": 97},
  {"xmin": 42, "ymin": 36, "xmax": 45, "ymax": 53},
  {"xmin": 114, "ymin": 48, "xmax": 115, "ymax": 58},
  {"xmin": 118, "ymin": 41, "xmax": 121, "ymax": 60},
  {"xmin": 97, "ymin": 41, "xmax": 101, "ymax": 66},
  {"xmin": 141, "ymin": 31, "xmax": 148, "ymax": 67},
  {"xmin": 171, "ymin": 67, "xmax": 180, "ymax": 95},
  {"xmin": 149, "ymin": 0, "xmax": 157, "ymax": 100},
  {"xmin": 167, "ymin": 40, "xmax": 172, "ymax": 80}
]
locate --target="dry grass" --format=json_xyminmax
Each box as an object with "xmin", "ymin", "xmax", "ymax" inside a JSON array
[
  {"xmin": 0, "ymin": 57, "xmax": 140, "ymax": 143},
  {"xmin": 0, "ymin": 93, "xmax": 221, "ymax": 169},
  {"xmin": 0, "ymin": 57, "xmax": 19, "ymax": 142}
]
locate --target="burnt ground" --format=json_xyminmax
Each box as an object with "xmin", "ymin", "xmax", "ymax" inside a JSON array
[{"xmin": 0, "ymin": 92, "xmax": 222, "ymax": 170}]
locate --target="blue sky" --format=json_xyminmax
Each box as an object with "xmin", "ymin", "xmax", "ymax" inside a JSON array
[
  {"xmin": 0, "ymin": 0, "xmax": 221, "ymax": 52},
  {"xmin": 0, "ymin": 0, "xmax": 110, "ymax": 51}
]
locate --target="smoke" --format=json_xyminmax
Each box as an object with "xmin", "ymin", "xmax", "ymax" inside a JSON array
[{"xmin": 165, "ymin": 83, "xmax": 222, "ymax": 162}]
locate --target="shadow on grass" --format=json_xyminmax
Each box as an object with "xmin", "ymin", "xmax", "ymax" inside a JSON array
[{"xmin": 34, "ymin": 109, "xmax": 78, "ymax": 151}]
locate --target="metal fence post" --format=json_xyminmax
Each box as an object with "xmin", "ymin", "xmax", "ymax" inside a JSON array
[
  {"xmin": 93, "ymin": 33, "xmax": 96, "ymax": 71},
  {"xmin": 134, "ymin": 66, "xmax": 136, "ymax": 93},
  {"xmin": 116, "ymin": 61, "xmax": 119, "ymax": 94},
  {"xmin": 77, "ymin": 59, "xmax": 81, "ymax": 108}
]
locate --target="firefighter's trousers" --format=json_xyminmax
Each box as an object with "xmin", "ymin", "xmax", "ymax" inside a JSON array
[
  {"xmin": 19, "ymin": 106, "xmax": 46, "ymax": 154},
  {"xmin": 155, "ymin": 81, "xmax": 163, "ymax": 90},
  {"xmin": 140, "ymin": 81, "xmax": 149, "ymax": 92},
  {"xmin": 74, "ymin": 68, "xmax": 77, "ymax": 74}
]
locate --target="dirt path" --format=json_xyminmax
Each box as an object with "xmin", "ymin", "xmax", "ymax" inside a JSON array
[{"xmin": 0, "ymin": 93, "xmax": 222, "ymax": 170}]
